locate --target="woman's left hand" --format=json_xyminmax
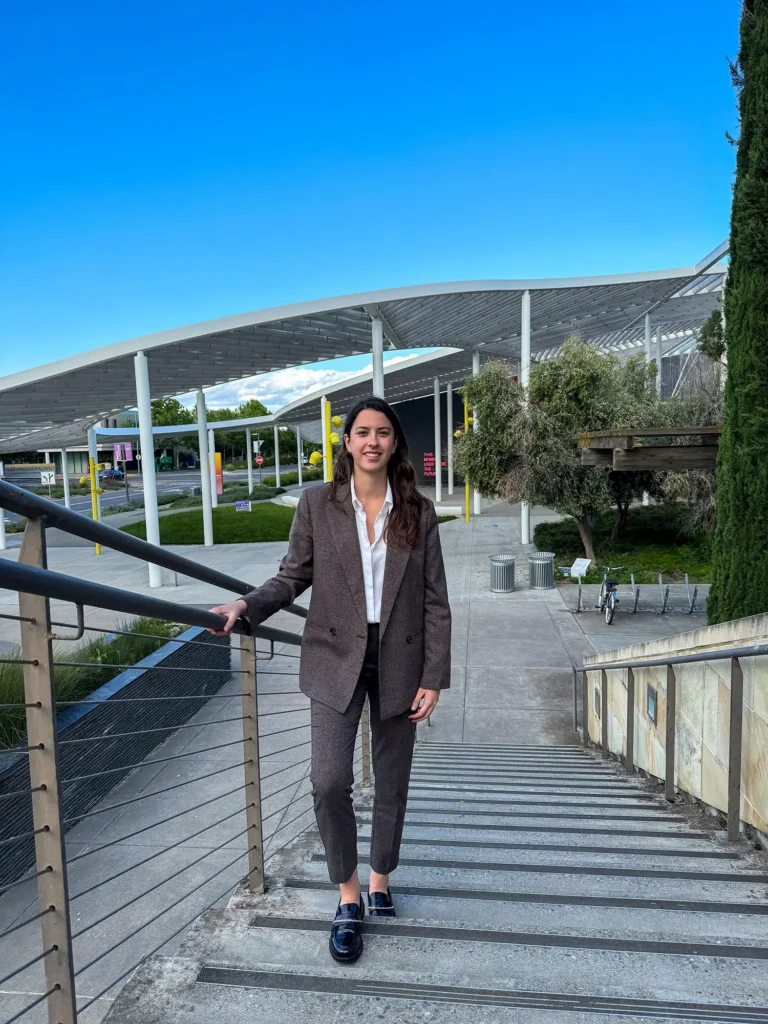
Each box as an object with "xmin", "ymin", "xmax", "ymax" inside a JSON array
[{"xmin": 408, "ymin": 688, "xmax": 440, "ymax": 722}]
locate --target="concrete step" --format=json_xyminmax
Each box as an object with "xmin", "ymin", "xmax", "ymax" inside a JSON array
[
  {"xmin": 353, "ymin": 832, "xmax": 751, "ymax": 872},
  {"xmin": 366, "ymin": 815, "xmax": 716, "ymax": 842},
  {"xmin": 363, "ymin": 805, "xmax": 701, "ymax": 828},
  {"xmin": 288, "ymin": 848, "xmax": 768, "ymax": 904},
  {"xmin": 381, "ymin": 820, "xmax": 725, "ymax": 849},
  {"xmin": 104, "ymin": 954, "xmax": 768, "ymax": 1024},
  {"xmin": 405, "ymin": 786, "xmax": 663, "ymax": 805},
  {"xmin": 171, "ymin": 908, "xmax": 768, "ymax": 1007},
  {"xmin": 244, "ymin": 879, "xmax": 768, "ymax": 947}
]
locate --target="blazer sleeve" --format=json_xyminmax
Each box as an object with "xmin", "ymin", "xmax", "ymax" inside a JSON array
[
  {"xmin": 243, "ymin": 489, "xmax": 313, "ymax": 628},
  {"xmin": 420, "ymin": 501, "xmax": 452, "ymax": 691}
]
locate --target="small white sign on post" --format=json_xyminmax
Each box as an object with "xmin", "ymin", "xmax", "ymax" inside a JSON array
[
  {"xmin": 40, "ymin": 470, "xmax": 56, "ymax": 486},
  {"xmin": 235, "ymin": 500, "xmax": 252, "ymax": 512},
  {"xmin": 569, "ymin": 557, "xmax": 592, "ymax": 579},
  {"xmin": 252, "ymin": 439, "xmax": 264, "ymax": 453}
]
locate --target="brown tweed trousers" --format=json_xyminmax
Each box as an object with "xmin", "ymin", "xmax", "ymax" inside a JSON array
[{"xmin": 243, "ymin": 480, "xmax": 452, "ymax": 882}]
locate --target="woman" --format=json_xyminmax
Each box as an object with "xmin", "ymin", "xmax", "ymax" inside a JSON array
[{"xmin": 209, "ymin": 396, "xmax": 451, "ymax": 964}]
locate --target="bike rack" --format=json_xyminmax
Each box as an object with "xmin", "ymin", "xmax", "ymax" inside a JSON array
[
  {"xmin": 685, "ymin": 573, "xmax": 699, "ymax": 614},
  {"xmin": 631, "ymin": 573, "xmax": 640, "ymax": 614},
  {"xmin": 658, "ymin": 573, "xmax": 670, "ymax": 614}
]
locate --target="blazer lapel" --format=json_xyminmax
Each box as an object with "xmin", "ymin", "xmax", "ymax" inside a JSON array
[
  {"xmin": 325, "ymin": 483, "xmax": 368, "ymax": 631},
  {"xmin": 379, "ymin": 538, "xmax": 411, "ymax": 640}
]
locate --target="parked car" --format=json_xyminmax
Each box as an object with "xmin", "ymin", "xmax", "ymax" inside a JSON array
[{"xmin": 99, "ymin": 467, "xmax": 124, "ymax": 481}]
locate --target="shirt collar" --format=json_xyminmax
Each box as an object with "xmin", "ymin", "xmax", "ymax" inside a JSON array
[{"xmin": 350, "ymin": 474, "xmax": 393, "ymax": 515}]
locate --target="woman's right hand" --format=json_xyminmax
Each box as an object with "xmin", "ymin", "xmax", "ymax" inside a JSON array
[{"xmin": 207, "ymin": 599, "xmax": 248, "ymax": 635}]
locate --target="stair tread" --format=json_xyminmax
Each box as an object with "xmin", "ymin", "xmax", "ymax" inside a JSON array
[
  {"xmin": 105, "ymin": 956, "xmax": 765, "ymax": 1024},
  {"xmin": 175, "ymin": 910, "xmax": 768, "ymax": 1003}
]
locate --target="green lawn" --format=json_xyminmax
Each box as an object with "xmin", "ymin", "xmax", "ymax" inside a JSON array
[
  {"xmin": 121, "ymin": 503, "xmax": 297, "ymax": 544},
  {"xmin": 534, "ymin": 506, "xmax": 712, "ymax": 585}
]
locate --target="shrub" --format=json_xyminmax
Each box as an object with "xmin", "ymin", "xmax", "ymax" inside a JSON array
[{"xmin": 0, "ymin": 618, "xmax": 184, "ymax": 749}]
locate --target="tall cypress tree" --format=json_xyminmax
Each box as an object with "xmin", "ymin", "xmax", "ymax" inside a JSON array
[{"xmin": 708, "ymin": 1, "xmax": 768, "ymax": 623}]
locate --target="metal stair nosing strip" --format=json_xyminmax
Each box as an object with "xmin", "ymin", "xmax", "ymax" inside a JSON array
[{"xmin": 195, "ymin": 966, "xmax": 768, "ymax": 1022}]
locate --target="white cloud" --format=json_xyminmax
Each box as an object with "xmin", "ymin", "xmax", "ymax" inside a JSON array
[{"xmin": 180, "ymin": 352, "xmax": 423, "ymax": 413}]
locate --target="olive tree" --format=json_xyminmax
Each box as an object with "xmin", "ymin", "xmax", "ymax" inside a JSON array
[{"xmin": 454, "ymin": 339, "xmax": 658, "ymax": 561}]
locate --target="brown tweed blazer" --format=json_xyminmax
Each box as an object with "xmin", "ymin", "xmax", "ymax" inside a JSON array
[{"xmin": 243, "ymin": 481, "xmax": 451, "ymax": 720}]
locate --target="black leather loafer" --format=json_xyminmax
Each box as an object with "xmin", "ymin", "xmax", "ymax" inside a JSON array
[
  {"xmin": 329, "ymin": 895, "xmax": 365, "ymax": 963},
  {"xmin": 367, "ymin": 887, "xmax": 396, "ymax": 917}
]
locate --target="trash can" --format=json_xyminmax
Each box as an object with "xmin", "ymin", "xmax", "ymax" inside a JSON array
[
  {"xmin": 528, "ymin": 551, "xmax": 556, "ymax": 590},
  {"xmin": 489, "ymin": 554, "xmax": 516, "ymax": 593}
]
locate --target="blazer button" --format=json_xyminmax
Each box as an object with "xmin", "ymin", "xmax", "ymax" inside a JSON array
[
  {"xmin": 406, "ymin": 635, "xmax": 413, "ymax": 643},
  {"xmin": 330, "ymin": 627, "xmax": 337, "ymax": 636}
]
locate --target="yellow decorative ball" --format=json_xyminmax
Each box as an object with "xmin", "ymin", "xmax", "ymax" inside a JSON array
[
  {"xmin": 331, "ymin": 415, "xmax": 343, "ymax": 428},
  {"xmin": 454, "ymin": 429, "xmax": 463, "ymax": 438},
  {"xmin": 308, "ymin": 451, "xmax": 323, "ymax": 466},
  {"xmin": 329, "ymin": 432, "xmax": 340, "ymax": 444}
]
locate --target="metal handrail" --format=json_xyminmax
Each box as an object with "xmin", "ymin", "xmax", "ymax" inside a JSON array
[
  {"xmin": 579, "ymin": 640, "xmax": 768, "ymax": 675},
  {"xmin": 0, "ymin": 479, "xmax": 307, "ymax": 619},
  {"xmin": 0, "ymin": 559, "xmax": 301, "ymax": 647}
]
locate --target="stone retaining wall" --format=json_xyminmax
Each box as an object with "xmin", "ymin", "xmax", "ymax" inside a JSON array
[{"xmin": 584, "ymin": 613, "xmax": 768, "ymax": 837}]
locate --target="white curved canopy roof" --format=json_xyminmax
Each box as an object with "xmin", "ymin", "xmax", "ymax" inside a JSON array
[{"xmin": 0, "ymin": 244, "xmax": 726, "ymax": 454}]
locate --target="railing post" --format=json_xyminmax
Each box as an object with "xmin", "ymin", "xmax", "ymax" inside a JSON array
[
  {"xmin": 626, "ymin": 667, "xmax": 635, "ymax": 773},
  {"xmin": 572, "ymin": 666, "xmax": 578, "ymax": 732},
  {"xmin": 361, "ymin": 695, "xmax": 372, "ymax": 787},
  {"xmin": 665, "ymin": 663, "xmax": 676, "ymax": 802},
  {"xmin": 727, "ymin": 656, "xmax": 744, "ymax": 842},
  {"xmin": 18, "ymin": 519, "xmax": 78, "ymax": 1024},
  {"xmin": 582, "ymin": 669, "xmax": 589, "ymax": 747},
  {"xmin": 601, "ymin": 668, "xmax": 608, "ymax": 757},
  {"xmin": 239, "ymin": 634, "xmax": 265, "ymax": 894}
]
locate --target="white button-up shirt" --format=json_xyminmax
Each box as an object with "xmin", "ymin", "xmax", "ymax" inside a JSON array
[{"xmin": 350, "ymin": 474, "xmax": 393, "ymax": 624}]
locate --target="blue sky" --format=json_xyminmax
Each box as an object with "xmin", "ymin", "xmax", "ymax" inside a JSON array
[{"xmin": 1, "ymin": 1, "xmax": 738, "ymax": 408}]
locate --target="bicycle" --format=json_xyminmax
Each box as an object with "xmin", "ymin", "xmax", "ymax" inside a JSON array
[{"xmin": 597, "ymin": 565, "xmax": 624, "ymax": 625}]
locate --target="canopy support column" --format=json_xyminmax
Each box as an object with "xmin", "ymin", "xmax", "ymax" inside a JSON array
[
  {"xmin": 434, "ymin": 377, "xmax": 442, "ymax": 505},
  {"xmin": 656, "ymin": 326, "xmax": 663, "ymax": 397},
  {"xmin": 371, "ymin": 318, "xmax": 385, "ymax": 398},
  {"xmin": 134, "ymin": 351, "xmax": 162, "ymax": 587},
  {"xmin": 472, "ymin": 351, "xmax": 481, "ymax": 516},
  {"xmin": 296, "ymin": 424, "xmax": 303, "ymax": 486},
  {"xmin": 520, "ymin": 289, "xmax": 532, "ymax": 545},
  {"xmin": 447, "ymin": 382, "xmax": 454, "ymax": 495},
  {"xmin": 61, "ymin": 448, "xmax": 71, "ymax": 509},
  {"xmin": 274, "ymin": 425, "xmax": 281, "ymax": 488},
  {"xmin": 196, "ymin": 390, "xmax": 214, "ymax": 547},
  {"xmin": 321, "ymin": 396, "xmax": 328, "ymax": 478},
  {"xmin": 208, "ymin": 428, "xmax": 218, "ymax": 508}
]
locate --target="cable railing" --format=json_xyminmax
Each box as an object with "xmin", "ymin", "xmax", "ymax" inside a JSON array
[
  {"xmin": 0, "ymin": 480, "xmax": 372, "ymax": 1023},
  {"xmin": 574, "ymin": 642, "xmax": 768, "ymax": 845}
]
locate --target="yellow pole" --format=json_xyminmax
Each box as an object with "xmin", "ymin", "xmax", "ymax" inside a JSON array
[
  {"xmin": 89, "ymin": 456, "xmax": 101, "ymax": 555},
  {"xmin": 324, "ymin": 399, "xmax": 333, "ymax": 481},
  {"xmin": 463, "ymin": 398, "xmax": 470, "ymax": 522}
]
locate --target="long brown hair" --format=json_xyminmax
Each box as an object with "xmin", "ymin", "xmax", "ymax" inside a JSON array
[{"xmin": 330, "ymin": 396, "xmax": 425, "ymax": 548}]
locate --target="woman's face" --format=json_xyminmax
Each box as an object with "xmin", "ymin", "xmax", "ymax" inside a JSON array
[{"xmin": 344, "ymin": 409, "xmax": 397, "ymax": 478}]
